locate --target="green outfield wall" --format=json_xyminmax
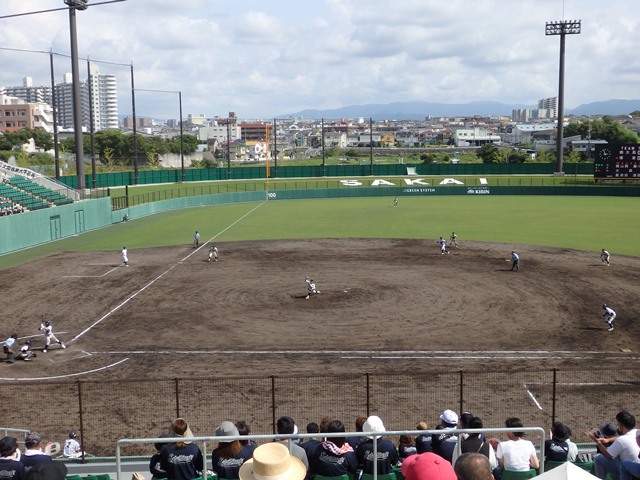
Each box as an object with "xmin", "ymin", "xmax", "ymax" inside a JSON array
[
  {"xmin": 0, "ymin": 197, "xmax": 112, "ymax": 255},
  {"xmin": 266, "ymin": 185, "xmax": 640, "ymax": 200},
  {"xmin": 114, "ymin": 191, "xmax": 267, "ymax": 223},
  {"xmin": 61, "ymin": 162, "xmax": 596, "ymax": 188}
]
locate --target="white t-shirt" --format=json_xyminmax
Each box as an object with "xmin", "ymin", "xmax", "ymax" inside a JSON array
[
  {"xmin": 497, "ymin": 439, "xmax": 536, "ymax": 471},
  {"xmin": 608, "ymin": 429, "xmax": 640, "ymax": 462}
]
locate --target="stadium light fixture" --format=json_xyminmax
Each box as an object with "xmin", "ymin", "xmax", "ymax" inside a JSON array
[{"xmin": 546, "ymin": 19, "xmax": 581, "ymax": 175}]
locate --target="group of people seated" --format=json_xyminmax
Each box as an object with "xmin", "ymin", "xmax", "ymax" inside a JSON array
[
  {"xmin": 145, "ymin": 409, "xmax": 640, "ymax": 480},
  {"xmin": 0, "ymin": 202, "xmax": 25, "ymax": 216}
]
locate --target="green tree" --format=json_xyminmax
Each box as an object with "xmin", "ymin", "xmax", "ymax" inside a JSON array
[
  {"xmin": 476, "ymin": 143, "xmax": 500, "ymax": 163},
  {"xmin": 564, "ymin": 117, "xmax": 639, "ymax": 145}
]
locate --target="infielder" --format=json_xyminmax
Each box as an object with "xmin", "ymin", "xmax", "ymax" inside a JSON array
[
  {"xmin": 602, "ymin": 304, "xmax": 616, "ymax": 332},
  {"xmin": 601, "ymin": 249, "xmax": 610, "ymax": 266},
  {"xmin": 305, "ymin": 276, "xmax": 321, "ymax": 299},
  {"xmin": 437, "ymin": 237, "xmax": 449, "ymax": 255},
  {"xmin": 121, "ymin": 246, "xmax": 129, "ymax": 267},
  {"xmin": 208, "ymin": 245, "xmax": 219, "ymax": 262},
  {"xmin": 39, "ymin": 320, "xmax": 66, "ymax": 352},
  {"xmin": 450, "ymin": 232, "xmax": 458, "ymax": 248},
  {"xmin": 510, "ymin": 251, "xmax": 520, "ymax": 272}
]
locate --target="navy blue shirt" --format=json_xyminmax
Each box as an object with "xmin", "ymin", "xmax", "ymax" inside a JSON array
[
  {"xmin": 355, "ymin": 439, "xmax": 399, "ymax": 474},
  {"xmin": 415, "ymin": 435, "xmax": 433, "ymax": 454},
  {"xmin": 20, "ymin": 453, "xmax": 51, "ymax": 476},
  {"xmin": 545, "ymin": 439, "xmax": 569, "ymax": 462},
  {"xmin": 0, "ymin": 458, "xmax": 25, "ymax": 480},
  {"xmin": 160, "ymin": 443, "xmax": 204, "ymax": 480},
  {"xmin": 310, "ymin": 444, "xmax": 358, "ymax": 477},
  {"xmin": 431, "ymin": 430, "xmax": 458, "ymax": 462},
  {"xmin": 150, "ymin": 452, "xmax": 167, "ymax": 478},
  {"xmin": 210, "ymin": 446, "xmax": 253, "ymax": 479}
]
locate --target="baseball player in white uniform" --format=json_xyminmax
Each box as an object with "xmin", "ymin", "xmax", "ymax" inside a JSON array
[
  {"xmin": 39, "ymin": 320, "xmax": 66, "ymax": 352},
  {"xmin": 305, "ymin": 276, "xmax": 320, "ymax": 299},
  {"xmin": 437, "ymin": 237, "xmax": 449, "ymax": 254},
  {"xmin": 121, "ymin": 246, "xmax": 129, "ymax": 267},
  {"xmin": 602, "ymin": 304, "xmax": 616, "ymax": 332},
  {"xmin": 601, "ymin": 249, "xmax": 610, "ymax": 266},
  {"xmin": 208, "ymin": 245, "xmax": 219, "ymax": 262}
]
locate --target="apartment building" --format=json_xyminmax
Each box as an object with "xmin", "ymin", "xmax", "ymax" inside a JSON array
[{"xmin": 0, "ymin": 93, "xmax": 54, "ymax": 133}]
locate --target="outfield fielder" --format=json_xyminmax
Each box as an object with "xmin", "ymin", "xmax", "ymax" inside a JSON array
[
  {"xmin": 39, "ymin": 320, "xmax": 66, "ymax": 352},
  {"xmin": 305, "ymin": 276, "xmax": 320, "ymax": 299},
  {"xmin": 602, "ymin": 304, "xmax": 616, "ymax": 332}
]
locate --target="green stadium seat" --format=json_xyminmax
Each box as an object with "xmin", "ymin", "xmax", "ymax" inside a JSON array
[
  {"xmin": 65, "ymin": 476, "xmax": 83, "ymax": 480},
  {"xmin": 572, "ymin": 461, "xmax": 593, "ymax": 472},
  {"xmin": 361, "ymin": 473, "xmax": 396, "ymax": 480},
  {"xmin": 501, "ymin": 470, "xmax": 537, "ymax": 480},
  {"xmin": 96, "ymin": 475, "xmax": 112, "ymax": 480},
  {"xmin": 316, "ymin": 475, "xmax": 350, "ymax": 480},
  {"xmin": 545, "ymin": 460, "xmax": 565, "ymax": 471}
]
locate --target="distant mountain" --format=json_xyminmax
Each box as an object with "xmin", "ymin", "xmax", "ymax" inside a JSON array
[
  {"xmin": 279, "ymin": 99, "xmax": 640, "ymax": 120},
  {"xmin": 569, "ymin": 99, "xmax": 640, "ymax": 116}
]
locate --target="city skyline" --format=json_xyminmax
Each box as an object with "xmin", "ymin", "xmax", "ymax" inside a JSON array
[{"xmin": 1, "ymin": 0, "xmax": 638, "ymax": 120}]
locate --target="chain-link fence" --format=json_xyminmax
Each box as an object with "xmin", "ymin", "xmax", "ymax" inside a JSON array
[{"xmin": 2, "ymin": 368, "xmax": 637, "ymax": 457}]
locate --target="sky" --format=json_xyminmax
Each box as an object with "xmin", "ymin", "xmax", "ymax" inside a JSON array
[{"xmin": 0, "ymin": 0, "xmax": 638, "ymax": 120}]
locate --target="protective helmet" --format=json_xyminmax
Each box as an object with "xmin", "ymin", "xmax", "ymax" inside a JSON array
[
  {"xmin": 44, "ymin": 321, "xmax": 51, "ymax": 327},
  {"xmin": 602, "ymin": 304, "xmax": 608, "ymax": 308},
  {"xmin": 11, "ymin": 333, "xmax": 17, "ymax": 339},
  {"xmin": 68, "ymin": 431, "xmax": 77, "ymax": 439},
  {"xmin": 25, "ymin": 340, "xmax": 31, "ymax": 346}
]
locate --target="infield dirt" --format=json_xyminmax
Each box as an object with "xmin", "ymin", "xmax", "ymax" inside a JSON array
[{"xmin": 2, "ymin": 238, "xmax": 640, "ymax": 380}]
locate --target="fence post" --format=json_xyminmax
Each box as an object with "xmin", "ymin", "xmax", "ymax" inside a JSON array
[
  {"xmin": 77, "ymin": 380, "xmax": 85, "ymax": 462},
  {"xmin": 175, "ymin": 378, "xmax": 180, "ymax": 419},
  {"xmin": 366, "ymin": 373, "xmax": 370, "ymax": 417},
  {"xmin": 271, "ymin": 375, "xmax": 276, "ymax": 435},
  {"xmin": 552, "ymin": 368, "xmax": 557, "ymax": 425},
  {"xmin": 459, "ymin": 370, "xmax": 464, "ymax": 415}
]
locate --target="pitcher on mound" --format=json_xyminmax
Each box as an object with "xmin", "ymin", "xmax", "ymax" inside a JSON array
[{"xmin": 305, "ymin": 276, "xmax": 320, "ymax": 299}]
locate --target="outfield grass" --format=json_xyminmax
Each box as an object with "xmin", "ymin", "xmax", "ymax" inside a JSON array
[{"xmin": 1, "ymin": 195, "xmax": 637, "ymax": 271}]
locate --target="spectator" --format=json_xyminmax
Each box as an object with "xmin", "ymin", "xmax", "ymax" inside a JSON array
[
  {"xmin": 211, "ymin": 421, "xmax": 252, "ymax": 479},
  {"xmin": 620, "ymin": 431, "xmax": 640, "ymax": 480},
  {"xmin": 455, "ymin": 453, "xmax": 494, "ymax": 480},
  {"xmin": 20, "ymin": 432, "xmax": 51, "ymax": 473},
  {"xmin": 3, "ymin": 333, "xmax": 18, "ymax": 364},
  {"xmin": 239, "ymin": 443, "xmax": 305, "ymax": 480},
  {"xmin": 432, "ymin": 409, "xmax": 459, "ymax": 463},
  {"xmin": 62, "ymin": 431, "xmax": 83, "ymax": 459},
  {"xmin": 276, "ymin": 416, "xmax": 309, "ymax": 471},
  {"xmin": 149, "ymin": 432, "xmax": 171, "ymax": 480},
  {"xmin": 24, "ymin": 462, "xmax": 67, "ymax": 480},
  {"xmin": 452, "ymin": 417, "xmax": 497, "ymax": 470},
  {"xmin": 402, "ymin": 452, "xmax": 457, "ymax": 480},
  {"xmin": 587, "ymin": 411, "xmax": 640, "ymax": 480},
  {"xmin": 398, "ymin": 434, "xmax": 417, "ymax": 460},
  {"xmin": 347, "ymin": 416, "xmax": 368, "ymax": 450},
  {"xmin": 416, "ymin": 421, "xmax": 433, "ymax": 454},
  {"xmin": 495, "ymin": 417, "xmax": 539, "ymax": 476},
  {"xmin": 235, "ymin": 421, "xmax": 257, "ymax": 456},
  {"xmin": 355, "ymin": 415, "xmax": 399, "ymax": 475},
  {"xmin": 545, "ymin": 422, "xmax": 577, "ymax": 465},
  {"xmin": 160, "ymin": 418, "xmax": 204, "ymax": 480},
  {"xmin": 309, "ymin": 420, "xmax": 357, "ymax": 478},
  {"xmin": 0, "ymin": 437, "xmax": 25, "ymax": 479},
  {"xmin": 299, "ymin": 423, "xmax": 322, "ymax": 460}
]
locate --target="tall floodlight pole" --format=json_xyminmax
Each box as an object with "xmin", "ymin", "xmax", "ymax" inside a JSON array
[
  {"xmin": 130, "ymin": 63, "xmax": 138, "ymax": 185},
  {"xmin": 49, "ymin": 51, "xmax": 61, "ymax": 180},
  {"xmin": 546, "ymin": 19, "xmax": 581, "ymax": 175},
  {"xmin": 65, "ymin": 0, "xmax": 88, "ymax": 191},
  {"xmin": 179, "ymin": 91, "xmax": 184, "ymax": 182},
  {"xmin": 321, "ymin": 118, "xmax": 325, "ymax": 177}
]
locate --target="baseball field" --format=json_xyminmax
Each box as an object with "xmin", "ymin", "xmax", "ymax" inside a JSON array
[{"xmin": 1, "ymin": 192, "xmax": 640, "ymax": 454}]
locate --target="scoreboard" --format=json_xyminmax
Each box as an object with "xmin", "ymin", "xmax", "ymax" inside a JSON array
[{"xmin": 594, "ymin": 144, "xmax": 640, "ymax": 179}]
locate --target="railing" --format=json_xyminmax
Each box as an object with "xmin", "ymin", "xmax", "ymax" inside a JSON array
[{"xmin": 115, "ymin": 428, "xmax": 546, "ymax": 480}]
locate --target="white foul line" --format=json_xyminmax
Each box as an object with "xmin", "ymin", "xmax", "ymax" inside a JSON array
[
  {"xmin": 62, "ymin": 267, "xmax": 119, "ymax": 278},
  {"xmin": 524, "ymin": 383, "xmax": 543, "ymax": 410},
  {"xmin": 0, "ymin": 358, "xmax": 129, "ymax": 382},
  {"xmin": 183, "ymin": 200, "xmax": 267, "ymax": 261},
  {"xmin": 71, "ymin": 201, "xmax": 267, "ymax": 342}
]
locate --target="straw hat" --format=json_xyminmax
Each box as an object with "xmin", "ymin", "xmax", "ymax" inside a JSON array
[{"xmin": 239, "ymin": 443, "xmax": 306, "ymax": 480}]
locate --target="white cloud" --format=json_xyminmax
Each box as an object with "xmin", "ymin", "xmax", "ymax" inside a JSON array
[{"xmin": 0, "ymin": 0, "xmax": 638, "ymax": 119}]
